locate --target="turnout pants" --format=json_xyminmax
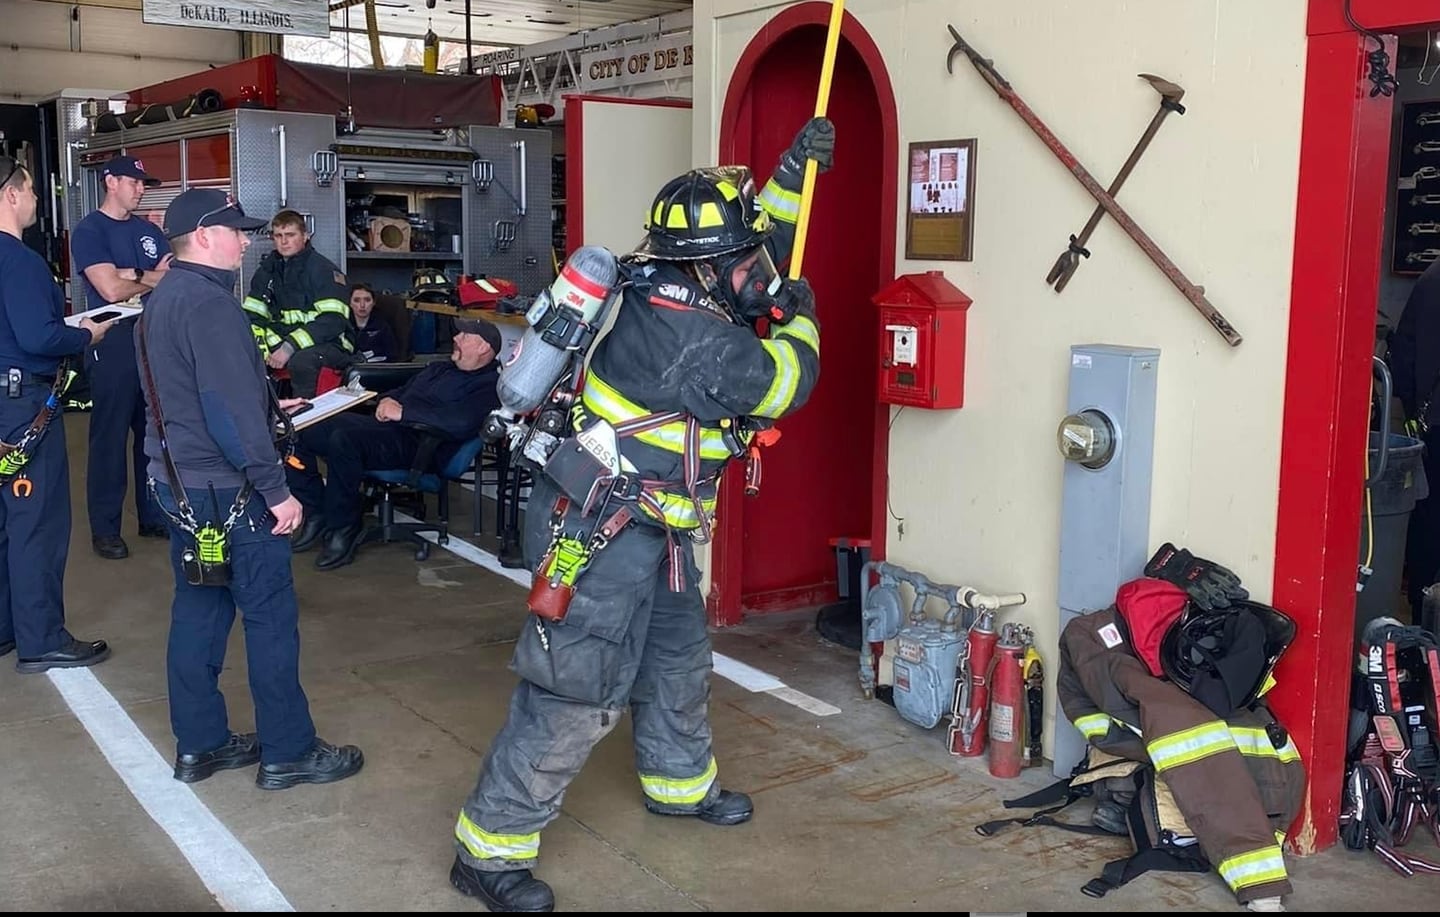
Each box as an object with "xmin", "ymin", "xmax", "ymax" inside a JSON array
[
  {"xmin": 286, "ymin": 414, "xmax": 421, "ymax": 531},
  {"xmin": 86, "ymin": 323, "xmax": 162, "ymax": 537},
  {"xmin": 455, "ymin": 479, "xmax": 719, "ymax": 872},
  {"xmin": 153, "ymin": 481, "xmax": 318, "ymax": 763},
  {"xmin": 0, "ymin": 394, "xmax": 74, "ymax": 656}
]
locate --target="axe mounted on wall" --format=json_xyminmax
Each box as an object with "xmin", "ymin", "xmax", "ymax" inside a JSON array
[
  {"xmin": 1046, "ymin": 74, "xmax": 1186, "ymax": 294},
  {"xmin": 946, "ymin": 24, "xmax": 1242, "ymax": 347}
]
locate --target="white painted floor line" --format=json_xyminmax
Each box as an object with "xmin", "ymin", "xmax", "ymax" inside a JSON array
[
  {"xmin": 711, "ymin": 654, "xmax": 842, "ymax": 717},
  {"xmin": 765, "ymin": 685, "xmax": 842, "ymax": 717},
  {"xmin": 710, "ymin": 652, "xmax": 784, "ymax": 691},
  {"xmin": 46, "ymin": 668, "xmax": 293, "ymax": 912},
  {"xmin": 394, "ymin": 510, "xmax": 531, "ymax": 588},
  {"xmin": 403, "ymin": 510, "xmax": 840, "ymax": 717}
]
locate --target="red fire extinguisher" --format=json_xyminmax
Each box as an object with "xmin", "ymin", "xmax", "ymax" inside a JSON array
[
  {"xmin": 987, "ymin": 624, "xmax": 1032, "ymax": 779},
  {"xmin": 949, "ymin": 609, "xmax": 999, "ymax": 757}
]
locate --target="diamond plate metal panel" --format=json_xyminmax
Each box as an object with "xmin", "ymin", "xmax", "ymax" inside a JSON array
[
  {"xmin": 75, "ymin": 110, "xmax": 339, "ymax": 306},
  {"xmin": 465, "ymin": 124, "xmax": 553, "ymax": 297},
  {"xmin": 232, "ymin": 110, "xmax": 341, "ymax": 288}
]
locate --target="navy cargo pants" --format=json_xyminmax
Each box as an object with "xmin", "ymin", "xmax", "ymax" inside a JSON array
[
  {"xmin": 454, "ymin": 478, "xmax": 721, "ymax": 871},
  {"xmin": 0, "ymin": 389, "xmax": 77, "ymax": 656},
  {"xmin": 153, "ymin": 481, "xmax": 318, "ymax": 763}
]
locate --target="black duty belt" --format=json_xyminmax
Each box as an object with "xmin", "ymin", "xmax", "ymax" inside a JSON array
[{"xmin": 9, "ymin": 371, "xmax": 56, "ymax": 385}]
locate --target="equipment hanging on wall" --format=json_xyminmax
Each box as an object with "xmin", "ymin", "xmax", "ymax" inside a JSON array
[
  {"xmin": 1046, "ymin": 74, "xmax": 1186, "ymax": 294},
  {"xmin": 945, "ymin": 24, "xmax": 1242, "ymax": 347}
]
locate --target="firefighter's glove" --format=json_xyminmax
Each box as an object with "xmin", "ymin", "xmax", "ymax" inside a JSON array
[
  {"xmin": 764, "ymin": 277, "xmax": 815, "ymax": 326},
  {"xmin": 779, "ymin": 117, "xmax": 836, "ymax": 181},
  {"xmin": 1144, "ymin": 542, "xmax": 1249, "ymax": 612}
]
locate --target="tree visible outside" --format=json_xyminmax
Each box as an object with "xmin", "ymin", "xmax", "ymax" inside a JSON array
[{"xmin": 284, "ymin": 31, "xmax": 506, "ymax": 70}]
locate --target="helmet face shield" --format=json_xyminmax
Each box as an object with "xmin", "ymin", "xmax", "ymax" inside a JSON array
[
  {"xmin": 707, "ymin": 244, "xmax": 782, "ymax": 323},
  {"xmin": 733, "ymin": 244, "xmax": 781, "ymax": 297}
]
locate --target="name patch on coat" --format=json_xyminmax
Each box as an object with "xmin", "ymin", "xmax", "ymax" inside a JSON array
[{"xmin": 1098, "ymin": 622, "xmax": 1124, "ymax": 649}]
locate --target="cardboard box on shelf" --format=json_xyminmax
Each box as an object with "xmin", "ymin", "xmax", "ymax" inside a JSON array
[{"xmin": 368, "ymin": 217, "xmax": 412, "ymax": 252}]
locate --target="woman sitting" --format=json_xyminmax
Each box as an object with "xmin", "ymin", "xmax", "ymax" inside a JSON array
[{"xmin": 350, "ymin": 282, "xmax": 399, "ymax": 362}]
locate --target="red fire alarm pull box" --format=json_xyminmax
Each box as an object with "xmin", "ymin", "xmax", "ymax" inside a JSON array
[{"xmin": 871, "ymin": 271, "xmax": 972, "ymax": 409}]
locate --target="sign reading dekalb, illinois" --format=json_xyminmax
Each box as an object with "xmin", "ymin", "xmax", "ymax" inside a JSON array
[{"xmin": 143, "ymin": 0, "xmax": 330, "ymax": 38}]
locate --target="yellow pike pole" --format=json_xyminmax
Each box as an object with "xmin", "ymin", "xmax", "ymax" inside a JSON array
[{"xmin": 788, "ymin": 0, "xmax": 845, "ymax": 281}]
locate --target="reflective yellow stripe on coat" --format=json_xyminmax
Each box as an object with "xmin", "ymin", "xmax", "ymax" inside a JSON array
[
  {"xmin": 759, "ymin": 178, "xmax": 801, "ymax": 224},
  {"xmin": 1073, "ymin": 713, "xmax": 1111, "ymax": 741},
  {"xmin": 579, "ymin": 371, "xmax": 730, "ymax": 461},
  {"xmin": 454, "ymin": 811, "xmax": 540, "ymax": 863},
  {"xmin": 1229, "ymin": 726, "xmax": 1302, "ymax": 764},
  {"xmin": 1145, "ymin": 721, "xmax": 1235, "ymax": 772},
  {"xmin": 752, "ymin": 315, "xmax": 818, "ymax": 419},
  {"xmin": 639, "ymin": 757, "xmax": 718, "ymax": 807}
]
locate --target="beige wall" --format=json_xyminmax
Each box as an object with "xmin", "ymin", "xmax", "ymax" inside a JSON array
[
  {"xmin": 578, "ymin": 100, "xmax": 694, "ymax": 254},
  {"xmin": 692, "ymin": 0, "xmax": 1308, "ymax": 737}
]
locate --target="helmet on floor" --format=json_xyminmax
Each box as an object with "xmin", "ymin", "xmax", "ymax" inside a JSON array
[{"xmin": 1159, "ymin": 600, "xmax": 1297, "ymax": 716}]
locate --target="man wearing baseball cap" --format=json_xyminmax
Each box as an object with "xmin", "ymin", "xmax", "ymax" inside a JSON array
[
  {"xmin": 70, "ymin": 153, "xmax": 171, "ymax": 561},
  {"xmin": 287, "ymin": 314, "xmax": 502, "ymax": 571},
  {"xmin": 139, "ymin": 187, "xmax": 364, "ymax": 790}
]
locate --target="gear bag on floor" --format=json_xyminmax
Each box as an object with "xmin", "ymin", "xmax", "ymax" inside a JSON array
[{"xmin": 975, "ymin": 748, "xmax": 1210, "ymax": 897}]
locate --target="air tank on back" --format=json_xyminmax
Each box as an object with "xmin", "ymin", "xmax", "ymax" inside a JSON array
[{"xmin": 483, "ymin": 245, "xmax": 619, "ymax": 443}]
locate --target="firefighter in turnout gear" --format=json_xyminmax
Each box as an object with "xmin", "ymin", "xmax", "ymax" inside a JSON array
[
  {"xmin": 450, "ymin": 118, "xmax": 834, "ymax": 913},
  {"xmin": 242, "ymin": 210, "xmax": 355, "ymax": 398}
]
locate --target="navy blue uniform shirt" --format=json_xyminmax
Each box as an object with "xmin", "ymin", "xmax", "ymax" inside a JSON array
[
  {"xmin": 390, "ymin": 360, "xmax": 499, "ymax": 442},
  {"xmin": 70, "ymin": 210, "xmax": 170, "ymax": 308},
  {"xmin": 139, "ymin": 260, "xmax": 289, "ymax": 506},
  {"xmin": 0, "ymin": 233, "xmax": 90, "ymax": 374}
]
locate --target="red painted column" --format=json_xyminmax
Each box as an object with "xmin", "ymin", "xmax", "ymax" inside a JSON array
[{"xmin": 1271, "ymin": 24, "xmax": 1392, "ymax": 853}]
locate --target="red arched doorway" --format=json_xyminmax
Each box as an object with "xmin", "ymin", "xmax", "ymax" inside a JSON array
[{"xmin": 709, "ymin": 5, "xmax": 897, "ymax": 626}]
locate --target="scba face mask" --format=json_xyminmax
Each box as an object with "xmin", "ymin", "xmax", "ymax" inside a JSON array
[{"xmin": 715, "ymin": 246, "xmax": 782, "ymax": 324}]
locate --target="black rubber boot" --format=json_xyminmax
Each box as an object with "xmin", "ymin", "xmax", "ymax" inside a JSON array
[
  {"xmin": 1091, "ymin": 801, "xmax": 1129, "ymax": 835},
  {"xmin": 645, "ymin": 788, "xmax": 754, "ymax": 826},
  {"xmin": 449, "ymin": 857, "xmax": 554, "ymax": 912}
]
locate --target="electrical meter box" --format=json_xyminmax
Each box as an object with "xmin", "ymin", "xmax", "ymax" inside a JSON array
[{"xmin": 871, "ymin": 271, "xmax": 971, "ymax": 409}]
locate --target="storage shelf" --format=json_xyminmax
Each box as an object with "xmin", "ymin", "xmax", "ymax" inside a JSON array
[{"xmin": 346, "ymin": 251, "xmax": 463, "ymax": 261}]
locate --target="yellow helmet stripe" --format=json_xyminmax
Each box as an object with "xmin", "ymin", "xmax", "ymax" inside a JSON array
[
  {"xmin": 696, "ymin": 202, "xmax": 725, "ymax": 229},
  {"xmin": 664, "ymin": 205, "xmax": 690, "ymax": 229}
]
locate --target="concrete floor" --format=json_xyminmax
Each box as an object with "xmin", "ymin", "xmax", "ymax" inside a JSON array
[{"xmin": 2, "ymin": 414, "xmax": 1438, "ymax": 912}]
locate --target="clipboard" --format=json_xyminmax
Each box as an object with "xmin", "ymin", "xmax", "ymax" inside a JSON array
[
  {"xmin": 287, "ymin": 385, "xmax": 378, "ymax": 431},
  {"xmin": 65, "ymin": 303, "xmax": 142, "ymax": 327}
]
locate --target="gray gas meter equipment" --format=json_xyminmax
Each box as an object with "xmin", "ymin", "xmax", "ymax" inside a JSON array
[{"xmin": 1053, "ymin": 345, "xmax": 1160, "ymax": 777}]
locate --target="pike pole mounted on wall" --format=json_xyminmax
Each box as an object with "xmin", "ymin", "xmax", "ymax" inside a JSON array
[{"xmin": 788, "ymin": 0, "xmax": 846, "ymax": 280}]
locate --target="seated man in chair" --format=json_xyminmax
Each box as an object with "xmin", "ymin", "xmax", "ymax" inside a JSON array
[{"xmin": 288, "ymin": 316, "xmax": 502, "ymax": 570}]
